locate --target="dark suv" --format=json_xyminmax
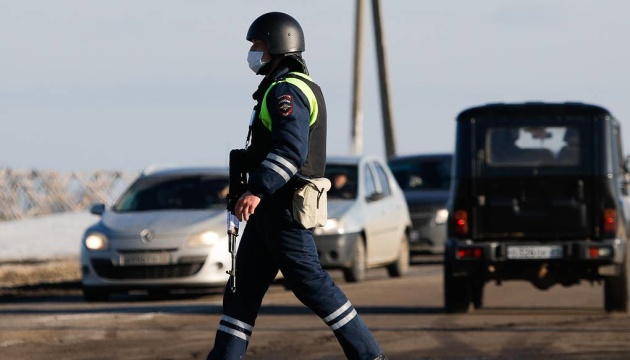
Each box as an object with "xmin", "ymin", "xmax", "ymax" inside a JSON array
[
  {"xmin": 445, "ymin": 102, "xmax": 630, "ymax": 313},
  {"xmin": 388, "ymin": 153, "xmax": 452, "ymax": 254}
]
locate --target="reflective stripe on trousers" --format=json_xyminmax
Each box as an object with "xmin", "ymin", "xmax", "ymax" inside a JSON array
[{"xmin": 206, "ymin": 189, "xmax": 382, "ymax": 360}]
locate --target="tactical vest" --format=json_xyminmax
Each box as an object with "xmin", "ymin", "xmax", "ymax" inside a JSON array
[{"xmin": 249, "ymin": 72, "xmax": 327, "ymax": 178}]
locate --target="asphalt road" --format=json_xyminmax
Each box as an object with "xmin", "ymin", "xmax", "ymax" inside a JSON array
[{"xmin": 1, "ymin": 256, "xmax": 629, "ymax": 360}]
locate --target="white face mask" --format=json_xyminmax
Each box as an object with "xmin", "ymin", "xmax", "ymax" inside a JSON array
[{"xmin": 247, "ymin": 50, "xmax": 269, "ymax": 74}]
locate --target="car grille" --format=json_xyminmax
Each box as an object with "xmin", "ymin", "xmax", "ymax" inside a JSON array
[
  {"xmin": 91, "ymin": 259, "xmax": 204, "ymax": 280},
  {"xmin": 410, "ymin": 212, "xmax": 432, "ymax": 227}
]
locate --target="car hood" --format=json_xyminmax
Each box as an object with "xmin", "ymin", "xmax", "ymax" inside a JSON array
[
  {"xmin": 99, "ymin": 209, "xmax": 225, "ymax": 236},
  {"xmin": 327, "ymin": 199, "xmax": 356, "ymax": 219},
  {"xmin": 403, "ymin": 190, "xmax": 449, "ymax": 207}
]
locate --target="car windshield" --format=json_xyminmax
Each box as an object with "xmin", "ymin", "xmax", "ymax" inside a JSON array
[
  {"xmin": 113, "ymin": 175, "xmax": 229, "ymax": 212},
  {"xmin": 388, "ymin": 157, "xmax": 451, "ymax": 190},
  {"xmin": 486, "ymin": 125, "xmax": 581, "ymax": 167},
  {"xmin": 325, "ymin": 164, "xmax": 358, "ymax": 200}
]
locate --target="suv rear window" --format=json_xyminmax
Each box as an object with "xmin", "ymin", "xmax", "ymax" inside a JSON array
[{"xmin": 487, "ymin": 126, "xmax": 581, "ymax": 167}]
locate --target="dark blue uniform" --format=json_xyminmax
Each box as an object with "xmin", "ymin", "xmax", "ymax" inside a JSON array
[{"xmin": 206, "ymin": 65, "xmax": 383, "ymax": 360}]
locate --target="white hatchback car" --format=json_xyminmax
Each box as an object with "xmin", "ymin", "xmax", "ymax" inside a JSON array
[
  {"xmin": 80, "ymin": 167, "xmax": 237, "ymax": 301},
  {"xmin": 313, "ymin": 155, "xmax": 412, "ymax": 282}
]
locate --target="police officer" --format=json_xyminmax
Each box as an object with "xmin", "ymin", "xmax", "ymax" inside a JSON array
[{"xmin": 206, "ymin": 12, "xmax": 387, "ymax": 360}]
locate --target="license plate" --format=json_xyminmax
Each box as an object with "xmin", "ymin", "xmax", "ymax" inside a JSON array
[
  {"xmin": 120, "ymin": 252, "xmax": 170, "ymax": 266},
  {"xmin": 507, "ymin": 245, "xmax": 563, "ymax": 259}
]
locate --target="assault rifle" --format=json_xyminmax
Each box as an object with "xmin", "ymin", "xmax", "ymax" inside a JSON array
[{"xmin": 226, "ymin": 149, "xmax": 248, "ymax": 293}]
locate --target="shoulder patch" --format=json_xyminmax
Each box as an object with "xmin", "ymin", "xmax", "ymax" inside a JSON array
[{"xmin": 277, "ymin": 95, "xmax": 293, "ymax": 116}]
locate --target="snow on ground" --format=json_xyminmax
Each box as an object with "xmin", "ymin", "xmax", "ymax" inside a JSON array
[{"xmin": 0, "ymin": 212, "xmax": 99, "ymax": 261}]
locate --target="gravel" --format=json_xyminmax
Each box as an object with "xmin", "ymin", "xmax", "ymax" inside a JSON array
[{"xmin": 0, "ymin": 212, "xmax": 92, "ymax": 297}]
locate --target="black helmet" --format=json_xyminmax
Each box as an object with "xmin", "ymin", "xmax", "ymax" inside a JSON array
[{"xmin": 246, "ymin": 12, "xmax": 305, "ymax": 55}]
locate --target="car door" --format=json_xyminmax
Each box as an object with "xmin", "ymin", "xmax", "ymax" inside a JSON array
[
  {"xmin": 362, "ymin": 161, "xmax": 398, "ymax": 264},
  {"xmin": 373, "ymin": 161, "xmax": 405, "ymax": 261},
  {"xmin": 473, "ymin": 121, "xmax": 595, "ymax": 240}
]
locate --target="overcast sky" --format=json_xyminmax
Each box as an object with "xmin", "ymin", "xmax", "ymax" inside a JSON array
[{"xmin": 2, "ymin": 0, "xmax": 629, "ymax": 172}]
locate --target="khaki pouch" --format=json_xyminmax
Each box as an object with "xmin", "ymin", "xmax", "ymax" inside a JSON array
[{"xmin": 293, "ymin": 177, "xmax": 332, "ymax": 229}]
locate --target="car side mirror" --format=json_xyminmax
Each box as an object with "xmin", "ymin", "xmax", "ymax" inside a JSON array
[
  {"xmin": 366, "ymin": 192, "xmax": 384, "ymax": 202},
  {"xmin": 90, "ymin": 203, "xmax": 106, "ymax": 216}
]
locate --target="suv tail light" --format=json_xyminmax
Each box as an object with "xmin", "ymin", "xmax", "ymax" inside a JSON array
[
  {"xmin": 589, "ymin": 246, "xmax": 613, "ymax": 259},
  {"xmin": 453, "ymin": 210, "xmax": 469, "ymax": 235},
  {"xmin": 457, "ymin": 247, "xmax": 483, "ymax": 259},
  {"xmin": 603, "ymin": 208, "xmax": 616, "ymax": 234}
]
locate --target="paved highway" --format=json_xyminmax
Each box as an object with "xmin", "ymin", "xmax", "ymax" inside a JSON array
[{"xmin": 1, "ymin": 256, "xmax": 628, "ymax": 360}]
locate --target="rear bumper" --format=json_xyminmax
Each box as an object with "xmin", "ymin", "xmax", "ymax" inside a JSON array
[{"xmin": 446, "ymin": 238, "xmax": 627, "ymax": 281}]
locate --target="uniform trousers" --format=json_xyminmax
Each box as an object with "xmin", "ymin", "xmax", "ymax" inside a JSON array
[{"xmin": 206, "ymin": 186, "xmax": 382, "ymax": 360}]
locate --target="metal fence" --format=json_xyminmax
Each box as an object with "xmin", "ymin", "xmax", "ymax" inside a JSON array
[{"xmin": 0, "ymin": 168, "xmax": 137, "ymax": 221}]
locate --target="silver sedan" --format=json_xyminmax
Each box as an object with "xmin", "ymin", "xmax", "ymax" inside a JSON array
[
  {"xmin": 80, "ymin": 167, "xmax": 236, "ymax": 301},
  {"xmin": 313, "ymin": 155, "xmax": 412, "ymax": 282}
]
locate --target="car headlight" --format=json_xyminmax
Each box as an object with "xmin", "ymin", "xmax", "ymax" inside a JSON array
[
  {"xmin": 434, "ymin": 208, "xmax": 449, "ymax": 225},
  {"xmin": 313, "ymin": 219, "xmax": 344, "ymax": 236},
  {"xmin": 187, "ymin": 231, "xmax": 219, "ymax": 248},
  {"xmin": 84, "ymin": 232, "xmax": 108, "ymax": 251}
]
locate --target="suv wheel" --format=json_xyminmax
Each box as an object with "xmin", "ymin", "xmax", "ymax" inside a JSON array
[
  {"xmin": 444, "ymin": 260, "xmax": 473, "ymax": 313},
  {"xmin": 343, "ymin": 236, "xmax": 366, "ymax": 283},
  {"xmin": 472, "ymin": 280, "xmax": 485, "ymax": 309},
  {"xmin": 387, "ymin": 233, "xmax": 410, "ymax": 278},
  {"xmin": 604, "ymin": 249, "xmax": 629, "ymax": 313}
]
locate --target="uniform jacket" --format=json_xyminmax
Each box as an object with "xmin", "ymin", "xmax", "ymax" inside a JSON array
[{"xmin": 245, "ymin": 63, "xmax": 327, "ymax": 198}]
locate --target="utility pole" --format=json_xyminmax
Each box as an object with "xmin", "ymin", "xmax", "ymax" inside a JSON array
[
  {"xmin": 370, "ymin": 0, "xmax": 397, "ymax": 159},
  {"xmin": 350, "ymin": 0, "xmax": 364, "ymax": 155}
]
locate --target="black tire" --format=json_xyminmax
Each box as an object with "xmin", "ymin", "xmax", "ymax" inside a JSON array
[
  {"xmin": 472, "ymin": 280, "xmax": 485, "ymax": 309},
  {"xmin": 343, "ymin": 236, "xmax": 366, "ymax": 283},
  {"xmin": 604, "ymin": 251, "xmax": 629, "ymax": 313},
  {"xmin": 387, "ymin": 233, "xmax": 410, "ymax": 278},
  {"xmin": 82, "ymin": 287, "xmax": 110, "ymax": 302},
  {"xmin": 443, "ymin": 260, "xmax": 473, "ymax": 313}
]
